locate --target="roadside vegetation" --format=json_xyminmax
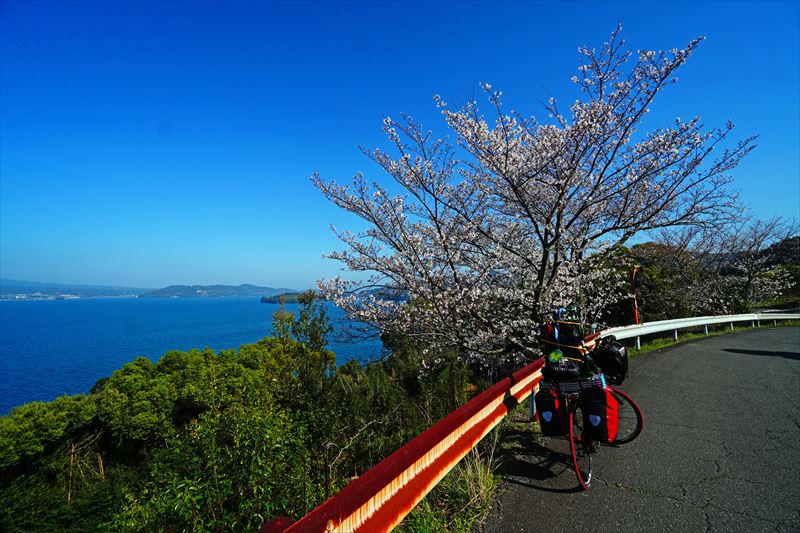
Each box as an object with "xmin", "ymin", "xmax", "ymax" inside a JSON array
[{"xmin": 0, "ymin": 293, "xmax": 476, "ymax": 531}]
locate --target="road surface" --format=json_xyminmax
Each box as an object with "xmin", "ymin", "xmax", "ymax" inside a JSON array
[{"xmin": 483, "ymin": 326, "xmax": 800, "ymax": 532}]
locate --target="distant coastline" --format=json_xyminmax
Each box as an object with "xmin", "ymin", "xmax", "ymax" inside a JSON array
[
  {"xmin": 0, "ymin": 293, "xmax": 141, "ymax": 301},
  {"xmin": 0, "ymin": 278, "xmax": 148, "ymax": 301},
  {"xmin": 0, "ymin": 278, "xmax": 298, "ymax": 301}
]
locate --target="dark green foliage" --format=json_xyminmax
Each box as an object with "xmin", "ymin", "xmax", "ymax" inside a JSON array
[
  {"xmin": 0, "ymin": 295, "xmax": 473, "ymax": 531},
  {"xmin": 271, "ymin": 290, "xmax": 332, "ymax": 351},
  {"xmin": 630, "ymin": 243, "xmax": 697, "ymax": 321},
  {"xmin": 0, "ymin": 395, "xmax": 95, "ymax": 469}
]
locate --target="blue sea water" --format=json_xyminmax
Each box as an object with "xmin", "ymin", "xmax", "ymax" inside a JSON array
[{"xmin": 0, "ymin": 297, "xmax": 382, "ymax": 415}]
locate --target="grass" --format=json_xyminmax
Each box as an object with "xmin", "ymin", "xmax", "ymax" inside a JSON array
[
  {"xmin": 628, "ymin": 319, "xmax": 800, "ymax": 355},
  {"xmin": 396, "ymin": 428, "xmax": 503, "ymax": 533}
]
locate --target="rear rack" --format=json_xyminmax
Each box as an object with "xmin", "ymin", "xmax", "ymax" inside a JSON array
[{"xmin": 540, "ymin": 373, "xmax": 606, "ymax": 394}]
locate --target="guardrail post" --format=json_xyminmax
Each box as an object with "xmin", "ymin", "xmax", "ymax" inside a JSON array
[
  {"xmin": 635, "ymin": 336, "xmax": 641, "ymax": 350},
  {"xmin": 673, "ymin": 329, "xmax": 678, "ymax": 341},
  {"xmin": 774, "ymin": 319, "xmax": 777, "ymax": 327},
  {"xmin": 751, "ymin": 320, "xmax": 755, "ymax": 328},
  {"xmin": 730, "ymin": 322, "xmax": 734, "ymax": 331},
  {"xmin": 757, "ymin": 319, "xmax": 760, "ymax": 327},
  {"xmin": 704, "ymin": 325, "xmax": 708, "ymax": 335}
]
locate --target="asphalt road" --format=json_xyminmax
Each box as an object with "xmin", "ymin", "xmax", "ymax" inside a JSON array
[{"xmin": 483, "ymin": 326, "xmax": 800, "ymax": 532}]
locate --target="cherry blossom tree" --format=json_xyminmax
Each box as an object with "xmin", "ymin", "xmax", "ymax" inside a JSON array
[
  {"xmin": 313, "ymin": 26, "xmax": 755, "ymax": 365},
  {"xmin": 655, "ymin": 218, "xmax": 798, "ymax": 313},
  {"xmin": 723, "ymin": 219, "xmax": 798, "ymax": 311}
]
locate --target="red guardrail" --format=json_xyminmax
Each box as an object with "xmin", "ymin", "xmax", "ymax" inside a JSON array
[{"xmin": 261, "ymin": 357, "xmax": 546, "ymax": 533}]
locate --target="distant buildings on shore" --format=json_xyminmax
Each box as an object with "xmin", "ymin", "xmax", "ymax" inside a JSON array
[{"xmin": 0, "ymin": 292, "xmax": 138, "ymax": 301}]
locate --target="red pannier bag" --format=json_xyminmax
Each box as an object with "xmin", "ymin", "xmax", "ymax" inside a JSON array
[
  {"xmin": 535, "ymin": 388, "xmax": 566, "ymax": 436},
  {"xmin": 581, "ymin": 386, "xmax": 619, "ymax": 444},
  {"xmin": 540, "ymin": 322, "xmax": 555, "ymax": 344}
]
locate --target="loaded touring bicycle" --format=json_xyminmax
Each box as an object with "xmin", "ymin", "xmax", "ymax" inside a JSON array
[{"xmin": 534, "ymin": 307, "xmax": 643, "ymax": 490}]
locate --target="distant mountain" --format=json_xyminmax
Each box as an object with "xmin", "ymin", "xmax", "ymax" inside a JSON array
[
  {"xmin": 138, "ymin": 284, "xmax": 296, "ymax": 299},
  {"xmin": 0, "ymin": 278, "xmax": 149, "ymax": 299}
]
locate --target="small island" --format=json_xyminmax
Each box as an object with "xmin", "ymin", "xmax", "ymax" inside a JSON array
[
  {"xmin": 260, "ymin": 292, "xmax": 302, "ymax": 304},
  {"xmin": 138, "ymin": 284, "xmax": 295, "ymax": 299}
]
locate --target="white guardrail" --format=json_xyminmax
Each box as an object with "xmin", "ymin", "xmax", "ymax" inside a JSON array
[{"xmin": 602, "ymin": 312, "xmax": 800, "ymax": 349}]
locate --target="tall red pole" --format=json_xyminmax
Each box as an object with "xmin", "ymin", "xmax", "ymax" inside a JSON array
[{"xmin": 630, "ymin": 265, "xmax": 641, "ymax": 325}]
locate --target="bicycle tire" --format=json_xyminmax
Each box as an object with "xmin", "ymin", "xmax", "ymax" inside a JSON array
[
  {"xmin": 569, "ymin": 401, "xmax": 593, "ymax": 490},
  {"xmin": 609, "ymin": 387, "xmax": 643, "ymax": 445}
]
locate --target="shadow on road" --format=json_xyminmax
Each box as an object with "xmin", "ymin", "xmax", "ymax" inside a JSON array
[
  {"xmin": 498, "ymin": 429, "xmax": 583, "ymax": 494},
  {"xmin": 722, "ymin": 348, "xmax": 800, "ymax": 360}
]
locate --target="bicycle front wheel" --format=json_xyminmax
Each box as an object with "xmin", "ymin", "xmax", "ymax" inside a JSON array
[
  {"xmin": 569, "ymin": 402, "xmax": 593, "ymax": 490},
  {"xmin": 609, "ymin": 388, "xmax": 643, "ymax": 445}
]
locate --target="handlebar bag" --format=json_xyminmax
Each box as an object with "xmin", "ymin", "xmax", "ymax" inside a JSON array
[
  {"xmin": 581, "ymin": 386, "xmax": 619, "ymax": 444},
  {"xmin": 542, "ymin": 357, "xmax": 582, "ymax": 381},
  {"xmin": 535, "ymin": 389, "xmax": 566, "ymax": 436}
]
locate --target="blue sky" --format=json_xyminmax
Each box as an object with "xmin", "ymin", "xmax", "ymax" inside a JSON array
[{"xmin": 1, "ymin": 0, "xmax": 798, "ymax": 289}]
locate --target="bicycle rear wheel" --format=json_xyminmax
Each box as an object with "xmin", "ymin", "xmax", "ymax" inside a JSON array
[
  {"xmin": 609, "ymin": 388, "xmax": 643, "ymax": 445},
  {"xmin": 569, "ymin": 402, "xmax": 593, "ymax": 490}
]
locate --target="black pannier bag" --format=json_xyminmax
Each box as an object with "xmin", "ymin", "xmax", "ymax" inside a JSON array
[
  {"xmin": 535, "ymin": 388, "xmax": 566, "ymax": 436},
  {"xmin": 542, "ymin": 354, "xmax": 582, "ymax": 382},
  {"xmin": 556, "ymin": 321, "xmax": 583, "ymax": 345},
  {"xmin": 593, "ymin": 339, "xmax": 628, "ymax": 385},
  {"xmin": 581, "ymin": 386, "xmax": 619, "ymax": 444},
  {"xmin": 554, "ymin": 321, "xmax": 585, "ymax": 358}
]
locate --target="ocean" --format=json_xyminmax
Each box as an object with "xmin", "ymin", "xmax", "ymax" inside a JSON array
[{"xmin": 0, "ymin": 297, "xmax": 382, "ymax": 415}]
